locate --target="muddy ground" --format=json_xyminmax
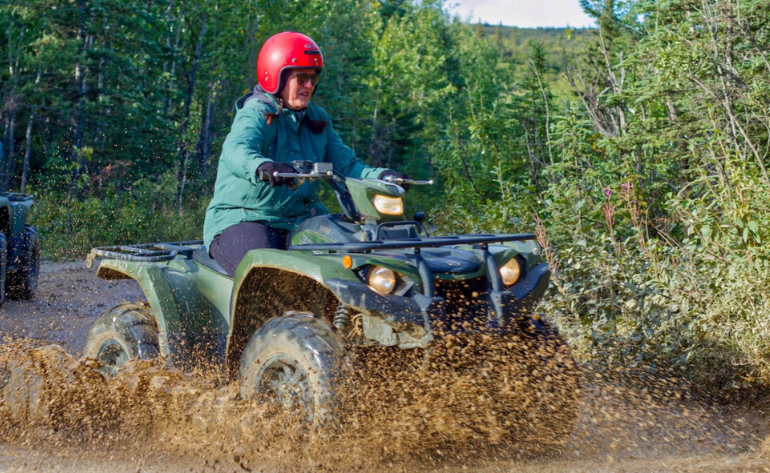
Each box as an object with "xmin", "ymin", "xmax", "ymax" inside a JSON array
[
  {"xmin": 0, "ymin": 262, "xmax": 145, "ymax": 353},
  {"xmin": 0, "ymin": 262, "xmax": 769, "ymax": 472}
]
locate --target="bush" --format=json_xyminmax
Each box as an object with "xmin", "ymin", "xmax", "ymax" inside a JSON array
[{"xmin": 29, "ymin": 176, "xmax": 208, "ymax": 260}]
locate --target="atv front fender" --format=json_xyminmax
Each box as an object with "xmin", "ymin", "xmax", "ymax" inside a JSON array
[{"xmin": 232, "ymin": 249, "xmax": 360, "ymax": 302}]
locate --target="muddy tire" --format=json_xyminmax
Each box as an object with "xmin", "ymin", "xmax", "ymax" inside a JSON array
[
  {"xmin": 82, "ymin": 303, "xmax": 160, "ymax": 377},
  {"xmin": 238, "ymin": 312, "xmax": 347, "ymax": 427},
  {"xmin": 0, "ymin": 233, "xmax": 6, "ymax": 309},
  {"xmin": 6, "ymin": 225, "xmax": 40, "ymax": 301}
]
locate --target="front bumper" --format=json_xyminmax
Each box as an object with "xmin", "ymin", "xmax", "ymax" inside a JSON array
[{"xmin": 326, "ymin": 262, "xmax": 551, "ymax": 348}]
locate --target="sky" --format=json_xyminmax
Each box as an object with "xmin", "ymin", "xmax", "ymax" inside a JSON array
[{"xmin": 447, "ymin": 0, "xmax": 596, "ymax": 28}]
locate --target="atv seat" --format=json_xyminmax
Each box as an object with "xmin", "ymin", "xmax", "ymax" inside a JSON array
[{"xmin": 192, "ymin": 246, "xmax": 229, "ymax": 276}]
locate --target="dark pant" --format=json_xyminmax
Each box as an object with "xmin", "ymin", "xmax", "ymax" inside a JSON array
[{"xmin": 209, "ymin": 221, "xmax": 289, "ymax": 276}]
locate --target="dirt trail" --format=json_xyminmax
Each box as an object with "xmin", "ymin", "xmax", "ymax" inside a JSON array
[
  {"xmin": 0, "ymin": 262, "xmax": 768, "ymax": 472},
  {"xmin": 0, "ymin": 262, "xmax": 144, "ymax": 352}
]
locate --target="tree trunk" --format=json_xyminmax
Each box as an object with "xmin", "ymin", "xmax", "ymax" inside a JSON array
[
  {"xmin": 178, "ymin": 4, "xmax": 209, "ymax": 213},
  {"xmin": 163, "ymin": 0, "xmax": 177, "ymax": 115},
  {"xmin": 20, "ymin": 109, "xmax": 36, "ymax": 193},
  {"xmin": 198, "ymin": 76, "xmax": 220, "ymax": 178},
  {"xmin": 70, "ymin": 0, "xmax": 89, "ymax": 186}
]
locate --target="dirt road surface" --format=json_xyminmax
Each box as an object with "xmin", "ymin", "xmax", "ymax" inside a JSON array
[
  {"xmin": 0, "ymin": 262, "xmax": 769, "ymax": 472},
  {"xmin": 0, "ymin": 262, "xmax": 144, "ymax": 353}
]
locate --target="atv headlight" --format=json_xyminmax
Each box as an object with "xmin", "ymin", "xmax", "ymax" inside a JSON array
[
  {"xmin": 368, "ymin": 266, "xmax": 397, "ymax": 295},
  {"xmin": 500, "ymin": 258, "xmax": 521, "ymax": 286},
  {"xmin": 373, "ymin": 195, "xmax": 404, "ymax": 216}
]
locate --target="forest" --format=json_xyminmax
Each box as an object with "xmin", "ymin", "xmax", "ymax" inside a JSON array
[{"xmin": 1, "ymin": 0, "xmax": 769, "ymax": 396}]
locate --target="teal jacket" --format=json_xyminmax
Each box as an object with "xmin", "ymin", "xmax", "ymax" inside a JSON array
[{"xmin": 203, "ymin": 88, "xmax": 388, "ymax": 248}]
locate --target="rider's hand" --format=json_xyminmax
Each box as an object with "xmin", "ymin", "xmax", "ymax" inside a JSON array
[
  {"xmin": 258, "ymin": 161, "xmax": 297, "ymax": 188},
  {"xmin": 379, "ymin": 170, "xmax": 411, "ymax": 191}
]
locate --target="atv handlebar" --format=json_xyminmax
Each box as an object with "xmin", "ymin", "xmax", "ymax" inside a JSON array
[
  {"xmin": 381, "ymin": 176, "xmax": 434, "ymax": 186},
  {"xmin": 270, "ymin": 170, "xmax": 335, "ymax": 180},
  {"xmin": 258, "ymin": 166, "xmax": 433, "ymax": 187}
]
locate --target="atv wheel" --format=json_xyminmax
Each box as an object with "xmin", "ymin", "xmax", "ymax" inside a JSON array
[
  {"xmin": 238, "ymin": 312, "xmax": 347, "ymax": 427},
  {"xmin": 0, "ymin": 233, "xmax": 6, "ymax": 309},
  {"xmin": 82, "ymin": 303, "xmax": 160, "ymax": 377},
  {"xmin": 6, "ymin": 225, "xmax": 40, "ymax": 300}
]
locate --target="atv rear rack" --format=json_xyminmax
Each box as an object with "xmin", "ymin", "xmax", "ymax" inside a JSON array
[
  {"xmin": 86, "ymin": 240, "xmax": 204, "ymax": 268},
  {"xmin": 0, "ymin": 191, "xmax": 34, "ymax": 202},
  {"xmin": 288, "ymin": 233, "xmax": 537, "ymax": 253}
]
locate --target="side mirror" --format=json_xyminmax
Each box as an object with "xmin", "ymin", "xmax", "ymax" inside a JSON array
[{"xmin": 413, "ymin": 212, "xmax": 426, "ymax": 224}]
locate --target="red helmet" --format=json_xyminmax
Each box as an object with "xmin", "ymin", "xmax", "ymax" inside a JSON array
[{"xmin": 257, "ymin": 32, "xmax": 324, "ymax": 95}]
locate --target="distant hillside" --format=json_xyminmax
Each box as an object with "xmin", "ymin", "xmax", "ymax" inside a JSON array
[{"xmin": 474, "ymin": 24, "xmax": 596, "ymax": 100}]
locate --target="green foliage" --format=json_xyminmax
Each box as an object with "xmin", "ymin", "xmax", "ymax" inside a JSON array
[
  {"xmin": 432, "ymin": 0, "xmax": 770, "ymax": 395},
  {"xmin": 30, "ymin": 175, "xmax": 206, "ymax": 260}
]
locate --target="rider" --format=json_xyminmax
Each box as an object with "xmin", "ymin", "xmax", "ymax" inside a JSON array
[{"xmin": 203, "ymin": 31, "xmax": 409, "ymax": 276}]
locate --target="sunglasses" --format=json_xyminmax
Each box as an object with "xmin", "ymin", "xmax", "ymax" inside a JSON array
[{"xmin": 291, "ymin": 72, "xmax": 321, "ymax": 87}]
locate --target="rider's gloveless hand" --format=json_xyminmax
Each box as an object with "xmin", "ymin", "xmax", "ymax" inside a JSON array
[
  {"xmin": 379, "ymin": 170, "xmax": 411, "ymax": 191},
  {"xmin": 258, "ymin": 162, "xmax": 297, "ymax": 188}
]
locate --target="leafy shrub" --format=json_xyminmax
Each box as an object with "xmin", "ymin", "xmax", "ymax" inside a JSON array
[{"xmin": 29, "ymin": 175, "xmax": 207, "ymax": 260}]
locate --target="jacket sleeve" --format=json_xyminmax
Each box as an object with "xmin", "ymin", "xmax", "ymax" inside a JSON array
[
  {"xmin": 324, "ymin": 117, "xmax": 388, "ymax": 179},
  {"xmin": 220, "ymin": 106, "xmax": 274, "ymax": 185}
]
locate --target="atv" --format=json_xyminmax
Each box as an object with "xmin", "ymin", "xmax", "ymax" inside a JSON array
[
  {"xmin": 83, "ymin": 161, "xmax": 577, "ymax": 432},
  {"xmin": 0, "ymin": 192, "xmax": 40, "ymax": 307}
]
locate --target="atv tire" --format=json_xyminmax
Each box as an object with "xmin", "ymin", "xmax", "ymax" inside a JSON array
[
  {"xmin": 82, "ymin": 303, "xmax": 160, "ymax": 377},
  {"xmin": 6, "ymin": 225, "xmax": 40, "ymax": 300},
  {"xmin": 0, "ymin": 233, "xmax": 6, "ymax": 309},
  {"xmin": 238, "ymin": 312, "xmax": 347, "ymax": 428}
]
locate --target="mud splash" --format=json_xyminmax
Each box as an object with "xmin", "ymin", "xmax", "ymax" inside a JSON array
[
  {"xmin": 1, "ymin": 263, "xmax": 766, "ymax": 471},
  {"xmin": 0, "ymin": 329, "xmax": 581, "ymax": 469},
  {"xmin": 1, "ymin": 337, "xmax": 766, "ymax": 472},
  {"xmin": 0, "ymin": 324, "xmax": 767, "ymax": 471}
]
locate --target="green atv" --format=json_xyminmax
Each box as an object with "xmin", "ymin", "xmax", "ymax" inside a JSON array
[
  {"xmin": 0, "ymin": 192, "xmax": 40, "ymax": 307},
  {"xmin": 84, "ymin": 162, "xmax": 576, "ymax": 428}
]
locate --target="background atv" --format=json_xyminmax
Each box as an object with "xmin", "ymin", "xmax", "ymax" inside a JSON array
[
  {"xmin": 83, "ymin": 162, "xmax": 577, "ymax": 435},
  {"xmin": 0, "ymin": 192, "xmax": 40, "ymax": 307}
]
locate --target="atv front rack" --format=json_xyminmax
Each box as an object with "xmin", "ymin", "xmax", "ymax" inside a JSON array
[
  {"xmin": 291, "ymin": 233, "xmax": 538, "ymax": 299},
  {"xmin": 86, "ymin": 240, "xmax": 204, "ymax": 268},
  {"xmin": 288, "ymin": 233, "xmax": 537, "ymax": 253}
]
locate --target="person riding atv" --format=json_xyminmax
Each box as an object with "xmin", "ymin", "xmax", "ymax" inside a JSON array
[
  {"xmin": 204, "ymin": 31, "xmax": 408, "ymax": 276},
  {"xmin": 53, "ymin": 32, "xmax": 577, "ymax": 444}
]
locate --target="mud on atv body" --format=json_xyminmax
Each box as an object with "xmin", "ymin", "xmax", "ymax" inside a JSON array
[
  {"xmin": 83, "ymin": 163, "xmax": 573, "ymax": 432},
  {"xmin": 0, "ymin": 192, "xmax": 40, "ymax": 306}
]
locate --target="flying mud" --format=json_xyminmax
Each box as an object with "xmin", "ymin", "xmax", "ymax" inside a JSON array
[{"xmin": 0, "ymin": 262, "xmax": 767, "ymax": 472}]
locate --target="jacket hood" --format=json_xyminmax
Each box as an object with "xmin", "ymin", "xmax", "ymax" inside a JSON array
[{"xmin": 235, "ymin": 85, "xmax": 279, "ymax": 111}]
